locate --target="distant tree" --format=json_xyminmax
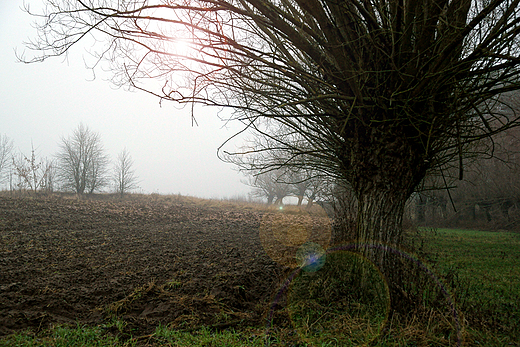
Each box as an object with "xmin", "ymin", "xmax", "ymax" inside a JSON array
[
  {"xmin": 304, "ymin": 176, "xmax": 328, "ymax": 208},
  {"xmin": 247, "ymin": 174, "xmax": 276, "ymax": 205},
  {"xmin": 12, "ymin": 144, "xmax": 53, "ymax": 193},
  {"xmin": 408, "ymin": 123, "xmax": 520, "ymax": 227},
  {"xmin": 287, "ymin": 169, "xmax": 325, "ymax": 207},
  {"xmin": 273, "ymin": 179, "xmax": 291, "ymax": 205},
  {"xmin": 41, "ymin": 157, "xmax": 57, "ymax": 193},
  {"xmin": 246, "ymin": 170, "xmax": 290, "ymax": 205},
  {"xmin": 113, "ymin": 148, "xmax": 140, "ymax": 197},
  {"xmin": 451, "ymin": 127, "xmax": 520, "ymax": 223},
  {"xmin": 56, "ymin": 124, "xmax": 109, "ymax": 195},
  {"xmin": 291, "ymin": 175, "xmax": 310, "ymax": 207},
  {"xmin": 0, "ymin": 134, "xmax": 14, "ymax": 186}
]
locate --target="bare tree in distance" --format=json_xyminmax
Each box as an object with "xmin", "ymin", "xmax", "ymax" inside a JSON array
[
  {"xmin": 291, "ymin": 174, "xmax": 311, "ymax": 207},
  {"xmin": 113, "ymin": 148, "xmax": 140, "ymax": 198},
  {"xmin": 273, "ymin": 179, "xmax": 291, "ymax": 205},
  {"xmin": 304, "ymin": 175, "xmax": 328, "ymax": 208},
  {"xmin": 12, "ymin": 144, "xmax": 54, "ymax": 194},
  {"xmin": 56, "ymin": 124, "xmax": 109, "ymax": 195},
  {"xmin": 246, "ymin": 170, "xmax": 289, "ymax": 205},
  {"xmin": 0, "ymin": 134, "xmax": 14, "ymax": 186},
  {"xmin": 283, "ymin": 167, "xmax": 327, "ymax": 207},
  {"xmin": 42, "ymin": 157, "xmax": 57, "ymax": 193},
  {"xmin": 23, "ymin": 0, "xmax": 520, "ymax": 310}
]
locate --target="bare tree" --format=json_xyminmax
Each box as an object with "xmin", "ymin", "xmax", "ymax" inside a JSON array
[
  {"xmin": 304, "ymin": 175, "xmax": 328, "ymax": 208},
  {"xmin": 286, "ymin": 168, "xmax": 325, "ymax": 206},
  {"xmin": 246, "ymin": 170, "xmax": 290, "ymax": 205},
  {"xmin": 273, "ymin": 178, "xmax": 291, "ymax": 205},
  {"xmin": 56, "ymin": 124, "xmax": 109, "ymax": 195},
  {"xmin": 0, "ymin": 134, "xmax": 14, "ymax": 186},
  {"xmin": 41, "ymin": 157, "xmax": 57, "ymax": 193},
  {"xmin": 12, "ymin": 144, "xmax": 53, "ymax": 194},
  {"xmin": 291, "ymin": 174, "xmax": 310, "ymax": 206},
  {"xmin": 113, "ymin": 148, "xmax": 140, "ymax": 197},
  {"xmin": 24, "ymin": 0, "xmax": 520, "ymax": 309}
]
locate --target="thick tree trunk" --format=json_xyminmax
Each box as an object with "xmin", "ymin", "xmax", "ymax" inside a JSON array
[
  {"xmin": 355, "ymin": 188, "xmax": 408, "ymax": 269},
  {"xmin": 354, "ymin": 186, "xmax": 410, "ymax": 309},
  {"xmin": 338, "ymin": 127, "xmax": 428, "ymax": 311},
  {"xmin": 332, "ymin": 181, "xmax": 417, "ymax": 311}
]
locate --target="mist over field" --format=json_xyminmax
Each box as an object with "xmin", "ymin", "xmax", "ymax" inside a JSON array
[{"xmin": 0, "ymin": 1, "xmax": 249, "ymax": 199}]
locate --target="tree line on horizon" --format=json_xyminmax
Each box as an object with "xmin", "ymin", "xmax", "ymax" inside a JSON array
[
  {"xmin": 411, "ymin": 125, "xmax": 520, "ymax": 229},
  {"xmin": 0, "ymin": 124, "xmax": 139, "ymax": 197}
]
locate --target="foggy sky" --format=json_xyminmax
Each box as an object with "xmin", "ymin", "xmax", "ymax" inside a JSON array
[{"xmin": 0, "ymin": 1, "xmax": 251, "ymax": 199}]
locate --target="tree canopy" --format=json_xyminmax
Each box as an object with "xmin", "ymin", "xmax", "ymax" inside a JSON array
[
  {"xmin": 25, "ymin": 0, "xmax": 520, "ymax": 189},
  {"xmin": 56, "ymin": 123, "xmax": 109, "ymax": 194}
]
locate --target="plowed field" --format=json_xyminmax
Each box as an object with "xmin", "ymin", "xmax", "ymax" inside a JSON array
[{"xmin": 0, "ymin": 194, "xmax": 303, "ymax": 339}]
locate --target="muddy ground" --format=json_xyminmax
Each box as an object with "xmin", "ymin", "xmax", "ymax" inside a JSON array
[{"xmin": 0, "ymin": 194, "xmax": 331, "ymax": 341}]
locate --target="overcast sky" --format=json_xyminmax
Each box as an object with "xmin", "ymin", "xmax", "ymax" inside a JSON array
[{"xmin": 0, "ymin": 1, "xmax": 252, "ymax": 199}]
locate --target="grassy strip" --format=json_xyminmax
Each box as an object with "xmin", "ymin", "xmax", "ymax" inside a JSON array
[
  {"xmin": 0, "ymin": 324, "xmax": 125, "ymax": 347},
  {"xmin": 153, "ymin": 325, "xmax": 266, "ymax": 346},
  {"xmin": 420, "ymin": 228, "xmax": 520, "ymax": 345},
  {"xmin": 0, "ymin": 324, "xmax": 267, "ymax": 347}
]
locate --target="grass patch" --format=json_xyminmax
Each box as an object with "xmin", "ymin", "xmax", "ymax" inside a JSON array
[
  {"xmin": 154, "ymin": 325, "xmax": 265, "ymax": 346},
  {"xmin": 286, "ymin": 251, "xmax": 389, "ymax": 346},
  {"xmin": 420, "ymin": 228, "xmax": 520, "ymax": 345},
  {"xmin": 0, "ymin": 324, "xmax": 266, "ymax": 347},
  {"xmin": 0, "ymin": 323, "xmax": 128, "ymax": 347}
]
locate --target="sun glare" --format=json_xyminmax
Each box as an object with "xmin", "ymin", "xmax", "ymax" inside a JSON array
[{"xmin": 170, "ymin": 38, "xmax": 193, "ymax": 58}]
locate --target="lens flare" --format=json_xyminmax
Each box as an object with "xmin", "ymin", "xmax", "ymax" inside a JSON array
[
  {"xmin": 259, "ymin": 205, "xmax": 331, "ymax": 267},
  {"xmin": 287, "ymin": 250, "xmax": 390, "ymax": 346},
  {"xmin": 296, "ymin": 242, "xmax": 326, "ymax": 272},
  {"xmin": 266, "ymin": 243, "xmax": 462, "ymax": 347}
]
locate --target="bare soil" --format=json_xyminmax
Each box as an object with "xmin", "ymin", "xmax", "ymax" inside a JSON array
[{"xmin": 0, "ymin": 194, "xmax": 294, "ymax": 339}]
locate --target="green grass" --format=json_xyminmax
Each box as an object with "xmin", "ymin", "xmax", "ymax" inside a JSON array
[
  {"xmin": 0, "ymin": 323, "xmax": 128, "ymax": 347},
  {"xmin": 287, "ymin": 251, "xmax": 389, "ymax": 346},
  {"xmin": 0, "ymin": 324, "xmax": 266, "ymax": 347},
  {"xmin": 153, "ymin": 325, "xmax": 265, "ymax": 346},
  {"xmin": 1, "ymin": 228, "xmax": 519, "ymax": 346},
  {"xmin": 420, "ymin": 228, "xmax": 520, "ymax": 345}
]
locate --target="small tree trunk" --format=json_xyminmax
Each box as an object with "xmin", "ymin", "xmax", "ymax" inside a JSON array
[
  {"xmin": 440, "ymin": 201, "xmax": 447, "ymax": 220},
  {"xmin": 416, "ymin": 194, "xmax": 426, "ymax": 224},
  {"xmin": 500, "ymin": 199, "xmax": 512, "ymax": 221}
]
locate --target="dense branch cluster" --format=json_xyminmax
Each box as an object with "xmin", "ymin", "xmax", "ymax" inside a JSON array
[
  {"xmin": 24, "ymin": 1, "xmax": 520, "ymax": 185},
  {"xmin": 56, "ymin": 123, "xmax": 110, "ymax": 195}
]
